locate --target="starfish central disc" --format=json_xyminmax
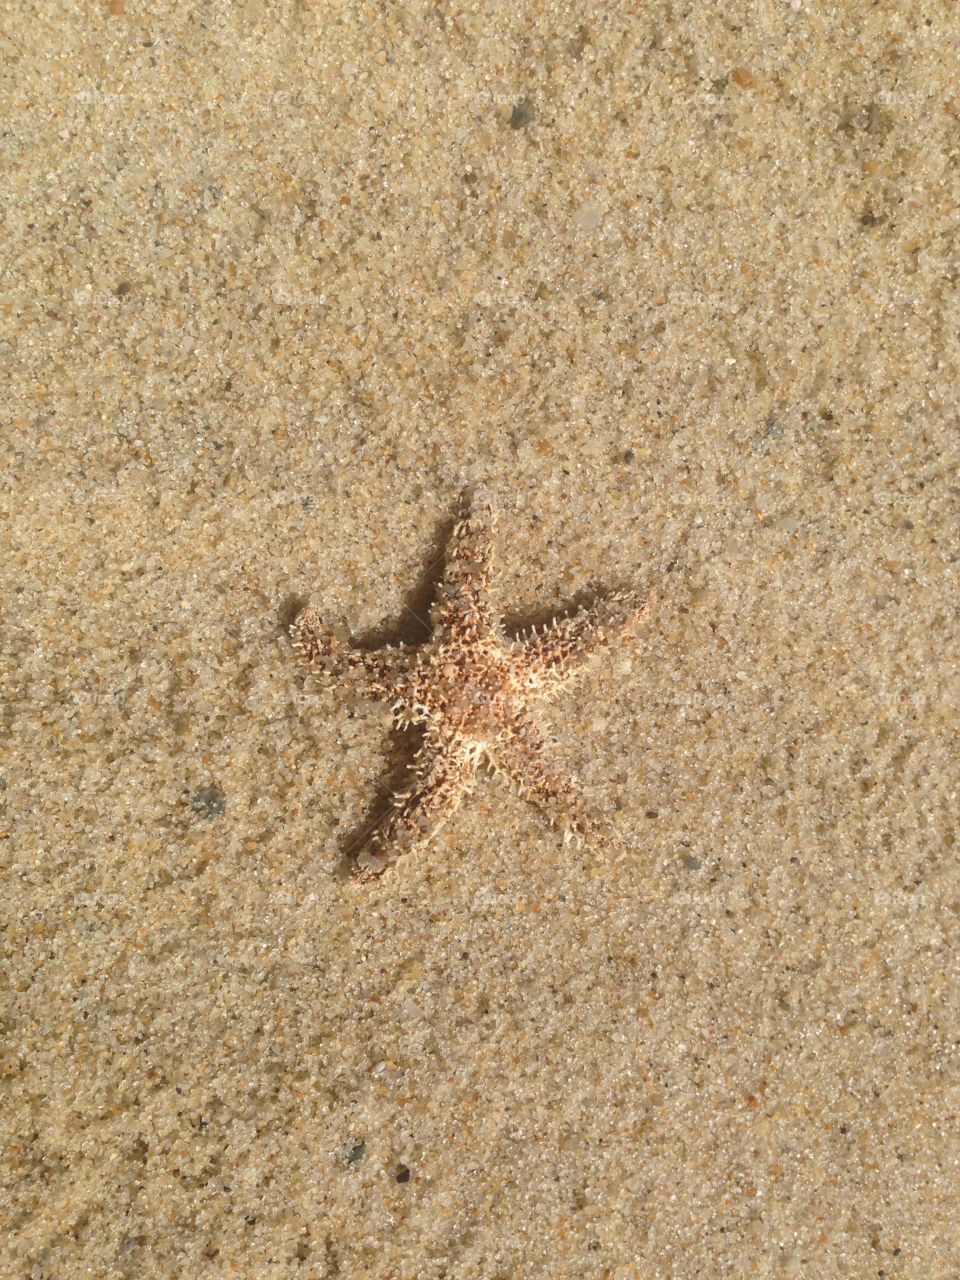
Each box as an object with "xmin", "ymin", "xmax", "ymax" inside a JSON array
[{"xmin": 430, "ymin": 653, "xmax": 511, "ymax": 728}]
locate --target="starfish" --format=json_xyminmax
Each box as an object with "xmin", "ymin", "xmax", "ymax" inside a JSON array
[{"xmin": 291, "ymin": 491, "xmax": 656, "ymax": 882}]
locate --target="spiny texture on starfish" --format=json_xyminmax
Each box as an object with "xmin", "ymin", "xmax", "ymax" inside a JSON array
[{"xmin": 291, "ymin": 490, "xmax": 656, "ymax": 882}]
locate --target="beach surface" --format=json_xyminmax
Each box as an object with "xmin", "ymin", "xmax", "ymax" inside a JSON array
[{"xmin": 2, "ymin": 2, "xmax": 958, "ymax": 1276}]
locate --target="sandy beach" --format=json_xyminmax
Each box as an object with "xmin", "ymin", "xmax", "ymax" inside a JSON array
[{"xmin": 2, "ymin": 2, "xmax": 958, "ymax": 1275}]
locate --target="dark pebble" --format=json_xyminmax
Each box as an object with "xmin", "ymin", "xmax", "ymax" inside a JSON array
[
  {"xmin": 509, "ymin": 100, "xmax": 535, "ymax": 129},
  {"xmin": 191, "ymin": 786, "xmax": 226, "ymax": 819}
]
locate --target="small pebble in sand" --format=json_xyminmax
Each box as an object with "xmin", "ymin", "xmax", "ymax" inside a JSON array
[
  {"xmin": 574, "ymin": 201, "xmax": 603, "ymax": 232},
  {"xmin": 509, "ymin": 99, "xmax": 535, "ymax": 129},
  {"xmin": 190, "ymin": 786, "xmax": 226, "ymax": 819}
]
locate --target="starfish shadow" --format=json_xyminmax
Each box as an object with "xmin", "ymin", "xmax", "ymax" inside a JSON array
[
  {"xmin": 329, "ymin": 513, "xmax": 467, "ymax": 878},
  {"xmin": 282, "ymin": 510, "xmax": 461, "ymax": 879}
]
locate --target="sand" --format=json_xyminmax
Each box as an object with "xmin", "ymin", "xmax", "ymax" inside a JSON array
[{"xmin": 2, "ymin": 1, "xmax": 958, "ymax": 1276}]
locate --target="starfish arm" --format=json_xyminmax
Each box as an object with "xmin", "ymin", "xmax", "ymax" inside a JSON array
[
  {"xmin": 354, "ymin": 736, "xmax": 479, "ymax": 881},
  {"xmin": 291, "ymin": 606, "xmax": 413, "ymax": 698},
  {"xmin": 432, "ymin": 489, "xmax": 497, "ymax": 634},
  {"xmin": 487, "ymin": 713, "xmax": 595, "ymax": 844},
  {"xmin": 514, "ymin": 587, "xmax": 656, "ymax": 693}
]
